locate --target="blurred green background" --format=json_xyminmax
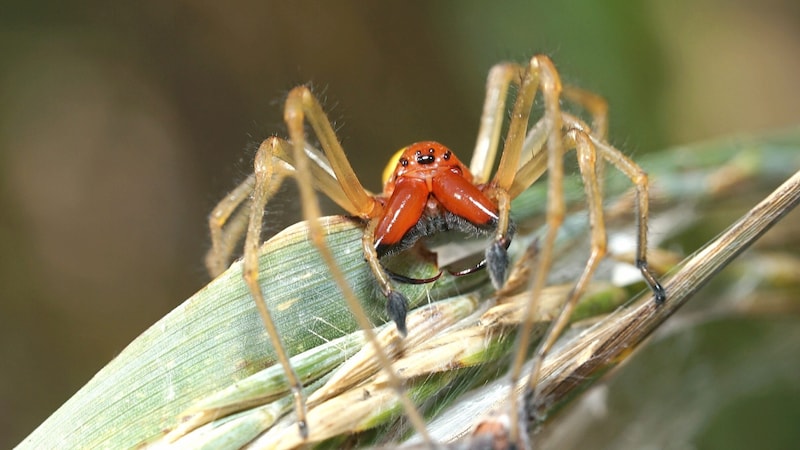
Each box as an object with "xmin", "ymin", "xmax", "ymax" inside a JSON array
[{"xmin": 1, "ymin": 1, "xmax": 799, "ymax": 447}]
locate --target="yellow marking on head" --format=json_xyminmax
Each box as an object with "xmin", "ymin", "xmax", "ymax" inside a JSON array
[{"xmin": 382, "ymin": 147, "xmax": 407, "ymax": 186}]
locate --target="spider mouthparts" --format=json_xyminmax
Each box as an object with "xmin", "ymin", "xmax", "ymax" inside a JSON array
[
  {"xmin": 385, "ymin": 268, "xmax": 443, "ymax": 284},
  {"xmin": 386, "ymin": 291, "xmax": 409, "ymax": 336}
]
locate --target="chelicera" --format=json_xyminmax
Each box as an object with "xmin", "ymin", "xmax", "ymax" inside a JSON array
[{"xmin": 205, "ymin": 55, "xmax": 665, "ymax": 443}]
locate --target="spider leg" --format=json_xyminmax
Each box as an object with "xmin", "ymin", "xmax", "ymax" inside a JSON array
[
  {"xmin": 507, "ymin": 114, "xmax": 594, "ymax": 199},
  {"xmin": 242, "ymin": 137, "xmax": 309, "ymax": 438},
  {"xmin": 506, "ymin": 89, "xmax": 606, "ymax": 198},
  {"xmin": 470, "ymin": 63, "xmax": 520, "ymax": 184},
  {"xmin": 282, "ymin": 87, "xmax": 417, "ymax": 331},
  {"xmin": 499, "ymin": 102, "xmax": 664, "ymax": 445},
  {"xmin": 285, "ymin": 87, "xmax": 377, "ymax": 216},
  {"xmin": 523, "ymin": 129, "xmax": 609, "ymax": 420},
  {"xmin": 206, "ymin": 136, "xmax": 359, "ymax": 278},
  {"xmin": 562, "ymin": 86, "xmax": 609, "ymax": 140},
  {"xmin": 472, "ymin": 57, "xmax": 543, "ymax": 290},
  {"xmin": 516, "ymin": 125, "xmax": 666, "ymax": 433},
  {"xmin": 470, "ymin": 62, "xmax": 568, "ymax": 189},
  {"xmin": 562, "ymin": 113, "xmax": 665, "ymax": 302},
  {"xmin": 469, "ymin": 60, "xmax": 562, "ymax": 289},
  {"xmin": 362, "ymin": 219, "xmax": 412, "ymax": 334},
  {"xmin": 284, "ymin": 86, "xmax": 433, "ymax": 443},
  {"xmin": 589, "ymin": 133, "xmax": 666, "ymax": 303},
  {"xmin": 270, "ymin": 138, "xmax": 365, "ymax": 215},
  {"xmin": 501, "ymin": 55, "xmax": 568, "ymax": 445},
  {"xmin": 206, "ymin": 173, "xmax": 257, "ymax": 277},
  {"xmin": 563, "ymin": 86, "xmax": 610, "ymax": 199},
  {"xmin": 214, "ymin": 130, "xmax": 370, "ymax": 438}
]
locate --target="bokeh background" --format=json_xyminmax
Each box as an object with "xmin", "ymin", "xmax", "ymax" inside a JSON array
[{"xmin": 2, "ymin": 1, "xmax": 799, "ymax": 447}]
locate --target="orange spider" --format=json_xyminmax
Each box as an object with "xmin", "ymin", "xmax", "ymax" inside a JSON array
[{"xmin": 205, "ymin": 55, "xmax": 664, "ymax": 443}]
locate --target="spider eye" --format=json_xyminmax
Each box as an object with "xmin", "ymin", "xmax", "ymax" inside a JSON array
[
  {"xmin": 400, "ymin": 158, "xmax": 409, "ymax": 167},
  {"xmin": 443, "ymin": 150, "xmax": 451, "ymax": 160},
  {"xmin": 428, "ymin": 147, "xmax": 435, "ymax": 154}
]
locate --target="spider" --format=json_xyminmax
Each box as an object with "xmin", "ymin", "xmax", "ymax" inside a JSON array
[{"xmin": 205, "ymin": 55, "xmax": 664, "ymax": 445}]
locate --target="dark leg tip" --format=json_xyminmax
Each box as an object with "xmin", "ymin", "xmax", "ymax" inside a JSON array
[
  {"xmin": 636, "ymin": 258, "xmax": 666, "ymax": 305},
  {"xmin": 486, "ymin": 240, "xmax": 510, "ymax": 289},
  {"xmin": 298, "ymin": 419, "xmax": 308, "ymax": 439},
  {"xmin": 387, "ymin": 290, "xmax": 409, "ymax": 336},
  {"xmin": 653, "ymin": 282, "xmax": 666, "ymax": 305}
]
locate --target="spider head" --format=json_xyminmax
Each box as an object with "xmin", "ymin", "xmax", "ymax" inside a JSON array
[{"xmin": 381, "ymin": 141, "xmax": 473, "ymax": 192}]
